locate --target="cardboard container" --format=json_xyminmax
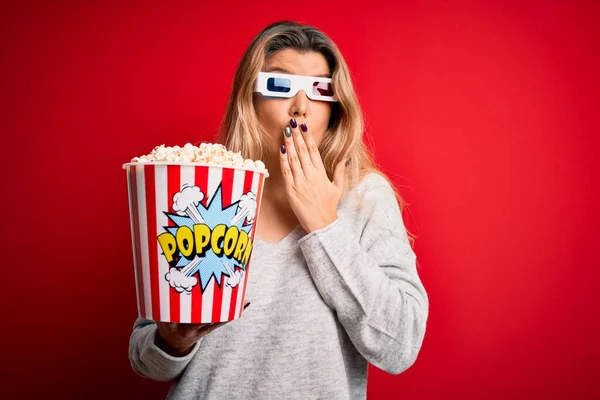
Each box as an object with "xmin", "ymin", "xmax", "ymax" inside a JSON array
[{"xmin": 123, "ymin": 162, "xmax": 268, "ymax": 323}]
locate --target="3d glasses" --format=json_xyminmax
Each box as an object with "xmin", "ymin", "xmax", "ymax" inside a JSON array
[{"xmin": 253, "ymin": 72, "xmax": 338, "ymax": 102}]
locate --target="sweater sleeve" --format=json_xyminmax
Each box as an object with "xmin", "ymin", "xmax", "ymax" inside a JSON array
[
  {"xmin": 297, "ymin": 173, "xmax": 429, "ymax": 375},
  {"xmin": 128, "ymin": 317, "xmax": 202, "ymax": 382}
]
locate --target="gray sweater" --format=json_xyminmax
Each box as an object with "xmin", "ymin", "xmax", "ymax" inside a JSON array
[{"xmin": 129, "ymin": 172, "xmax": 429, "ymax": 399}]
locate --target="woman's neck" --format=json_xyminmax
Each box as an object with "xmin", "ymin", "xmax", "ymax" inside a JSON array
[{"xmin": 258, "ymin": 163, "xmax": 293, "ymax": 213}]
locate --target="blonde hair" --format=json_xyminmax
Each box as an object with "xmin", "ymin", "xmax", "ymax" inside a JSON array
[{"xmin": 217, "ymin": 20, "xmax": 416, "ymax": 247}]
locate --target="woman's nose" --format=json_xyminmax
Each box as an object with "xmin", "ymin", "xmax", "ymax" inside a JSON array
[{"xmin": 290, "ymin": 89, "xmax": 309, "ymax": 116}]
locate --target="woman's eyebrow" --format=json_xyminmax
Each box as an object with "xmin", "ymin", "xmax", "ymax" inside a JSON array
[{"xmin": 266, "ymin": 67, "xmax": 331, "ymax": 78}]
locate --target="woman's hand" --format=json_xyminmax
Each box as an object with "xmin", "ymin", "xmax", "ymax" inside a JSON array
[
  {"xmin": 154, "ymin": 301, "xmax": 250, "ymax": 357},
  {"xmin": 155, "ymin": 321, "xmax": 225, "ymax": 356},
  {"xmin": 280, "ymin": 119, "xmax": 350, "ymax": 233}
]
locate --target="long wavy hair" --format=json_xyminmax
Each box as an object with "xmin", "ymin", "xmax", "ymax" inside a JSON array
[{"xmin": 217, "ymin": 20, "xmax": 416, "ymax": 247}]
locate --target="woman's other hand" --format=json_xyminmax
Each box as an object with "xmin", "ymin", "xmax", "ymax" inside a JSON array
[{"xmin": 280, "ymin": 118, "xmax": 350, "ymax": 233}]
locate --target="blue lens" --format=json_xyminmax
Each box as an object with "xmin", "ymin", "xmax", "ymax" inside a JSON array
[{"xmin": 267, "ymin": 77, "xmax": 291, "ymax": 93}]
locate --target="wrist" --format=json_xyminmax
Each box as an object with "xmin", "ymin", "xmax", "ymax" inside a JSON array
[{"xmin": 305, "ymin": 214, "xmax": 338, "ymax": 233}]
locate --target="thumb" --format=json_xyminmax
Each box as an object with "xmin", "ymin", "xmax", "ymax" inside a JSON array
[{"xmin": 333, "ymin": 157, "xmax": 351, "ymax": 190}]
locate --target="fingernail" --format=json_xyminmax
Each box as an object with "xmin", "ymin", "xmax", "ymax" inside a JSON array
[
  {"xmin": 300, "ymin": 123, "xmax": 308, "ymax": 133},
  {"xmin": 243, "ymin": 302, "xmax": 251, "ymax": 310},
  {"xmin": 345, "ymin": 158, "xmax": 351, "ymax": 167},
  {"xmin": 284, "ymin": 127, "xmax": 292, "ymax": 138},
  {"xmin": 281, "ymin": 145, "xmax": 286, "ymax": 154},
  {"xmin": 290, "ymin": 118, "xmax": 298, "ymax": 129}
]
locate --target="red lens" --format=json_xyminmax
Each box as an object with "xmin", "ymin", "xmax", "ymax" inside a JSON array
[{"xmin": 312, "ymin": 81, "xmax": 334, "ymax": 97}]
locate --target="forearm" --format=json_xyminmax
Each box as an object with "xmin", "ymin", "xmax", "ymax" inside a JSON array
[{"xmin": 299, "ymin": 217, "xmax": 428, "ymax": 374}]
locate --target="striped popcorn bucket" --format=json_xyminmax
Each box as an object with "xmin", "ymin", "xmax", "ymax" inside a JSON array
[{"xmin": 123, "ymin": 162, "xmax": 268, "ymax": 323}]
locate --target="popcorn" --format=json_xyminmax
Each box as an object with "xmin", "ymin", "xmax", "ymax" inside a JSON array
[{"xmin": 131, "ymin": 142, "xmax": 268, "ymax": 172}]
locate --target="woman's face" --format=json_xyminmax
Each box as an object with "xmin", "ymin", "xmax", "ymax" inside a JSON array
[{"xmin": 255, "ymin": 49, "xmax": 333, "ymax": 164}]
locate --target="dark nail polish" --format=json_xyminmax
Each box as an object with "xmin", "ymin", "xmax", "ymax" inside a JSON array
[
  {"xmin": 290, "ymin": 118, "xmax": 298, "ymax": 129},
  {"xmin": 300, "ymin": 123, "xmax": 308, "ymax": 132},
  {"xmin": 345, "ymin": 158, "xmax": 351, "ymax": 167},
  {"xmin": 243, "ymin": 302, "xmax": 251, "ymax": 310},
  {"xmin": 284, "ymin": 127, "xmax": 292, "ymax": 138},
  {"xmin": 281, "ymin": 145, "xmax": 287, "ymax": 154}
]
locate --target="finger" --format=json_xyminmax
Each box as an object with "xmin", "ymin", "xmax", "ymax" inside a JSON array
[
  {"xmin": 282, "ymin": 126, "xmax": 304, "ymax": 183},
  {"xmin": 298, "ymin": 123, "xmax": 325, "ymax": 170},
  {"xmin": 279, "ymin": 143, "xmax": 298, "ymax": 189},
  {"xmin": 289, "ymin": 119, "xmax": 314, "ymax": 174},
  {"xmin": 279, "ymin": 143, "xmax": 294, "ymax": 188},
  {"xmin": 333, "ymin": 157, "xmax": 351, "ymax": 190}
]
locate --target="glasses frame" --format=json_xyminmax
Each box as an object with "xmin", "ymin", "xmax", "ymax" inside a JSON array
[{"xmin": 253, "ymin": 72, "xmax": 339, "ymax": 102}]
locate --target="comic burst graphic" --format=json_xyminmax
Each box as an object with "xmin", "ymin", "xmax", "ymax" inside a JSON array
[{"xmin": 160, "ymin": 183, "xmax": 256, "ymax": 293}]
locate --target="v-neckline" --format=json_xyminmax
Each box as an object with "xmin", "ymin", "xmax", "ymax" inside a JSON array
[{"xmin": 254, "ymin": 224, "xmax": 304, "ymax": 247}]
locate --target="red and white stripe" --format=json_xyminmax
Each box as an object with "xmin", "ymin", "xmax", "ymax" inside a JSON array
[
  {"xmin": 167, "ymin": 165, "xmax": 182, "ymax": 322},
  {"xmin": 136, "ymin": 166, "xmax": 154, "ymax": 319},
  {"xmin": 126, "ymin": 170, "xmax": 142, "ymax": 316},
  {"xmin": 238, "ymin": 170, "xmax": 265, "ymax": 318}
]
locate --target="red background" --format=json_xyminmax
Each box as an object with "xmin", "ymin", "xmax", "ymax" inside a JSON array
[{"xmin": 1, "ymin": 0, "xmax": 598, "ymax": 398}]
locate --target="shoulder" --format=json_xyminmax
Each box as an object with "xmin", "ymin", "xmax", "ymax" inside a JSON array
[
  {"xmin": 355, "ymin": 172, "xmax": 395, "ymax": 194},
  {"xmin": 338, "ymin": 172, "xmax": 407, "ymax": 246},
  {"xmin": 341, "ymin": 171, "xmax": 399, "ymax": 218},
  {"xmin": 350, "ymin": 171, "xmax": 397, "ymax": 206}
]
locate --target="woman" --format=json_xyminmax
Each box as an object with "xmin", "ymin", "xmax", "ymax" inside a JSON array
[{"xmin": 129, "ymin": 20, "xmax": 429, "ymax": 399}]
